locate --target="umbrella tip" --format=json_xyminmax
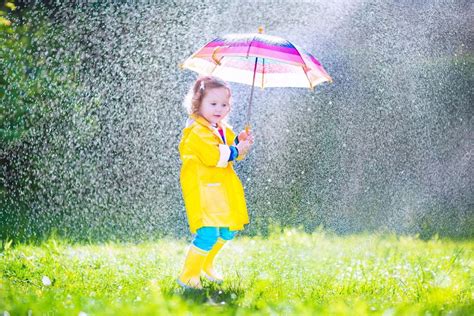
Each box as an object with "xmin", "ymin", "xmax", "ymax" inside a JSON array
[{"xmin": 258, "ymin": 26, "xmax": 264, "ymax": 34}]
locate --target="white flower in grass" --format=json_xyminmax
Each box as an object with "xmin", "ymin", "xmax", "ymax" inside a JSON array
[
  {"xmin": 4, "ymin": 311, "xmax": 11, "ymax": 316},
  {"xmin": 78, "ymin": 312, "xmax": 88, "ymax": 316},
  {"xmin": 42, "ymin": 276, "xmax": 52, "ymax": 286}
]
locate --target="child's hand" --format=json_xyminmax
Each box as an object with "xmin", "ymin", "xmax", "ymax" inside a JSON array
[
  {"xmin": 246, "ymin": 132, "xmax": 254, "ymax": 144},
  {"xmin": 238, "ymin": 129, "xmax": 253, "ymax": 142},
  {"xmin": 236, "ymin": 140, "xmax": 252, "ymax": 156},
  {"xmin": 236, "ymin": 134, "xmax": 254, "ymax": 156}
]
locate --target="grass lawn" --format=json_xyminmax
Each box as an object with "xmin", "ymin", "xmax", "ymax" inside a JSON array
[{"xmin": 1, "ymin": 228, "xmax": 473, "ymax": 315}]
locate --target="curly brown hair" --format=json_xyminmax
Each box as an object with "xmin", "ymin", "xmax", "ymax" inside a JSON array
[{"xmin": 183, "ymin": 76, "xmax": 232, "ymax": 115}]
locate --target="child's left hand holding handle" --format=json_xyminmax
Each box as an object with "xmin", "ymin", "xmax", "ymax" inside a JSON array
[{"xmin": 238, "ymin": 129, "xmax": 254, "ymax": 144}]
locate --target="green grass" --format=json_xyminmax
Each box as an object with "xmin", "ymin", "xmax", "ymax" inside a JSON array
[{"xmin": 1, "ymin": 228, "xmax": 473, "ymax": 315}]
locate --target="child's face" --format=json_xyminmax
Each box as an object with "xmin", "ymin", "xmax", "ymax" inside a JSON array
[{"xmin": 199, "ymin": 87, "xmax": 231, "ymax": 125}]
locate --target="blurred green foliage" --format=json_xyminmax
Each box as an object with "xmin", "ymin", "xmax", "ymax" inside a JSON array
[
  {"xmin": 0, "ymin": 1, "xmax": 92, "ymax": 242},
  {"xmin": 0, "ymin": 1, "xmax": 79, "ymax": 145}
]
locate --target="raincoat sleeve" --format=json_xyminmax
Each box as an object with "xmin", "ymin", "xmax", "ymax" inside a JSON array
[
  {"xmin": 186, "ymin": 129, "xmax": 231, "ymax": 168},
  {"xmin": 228, "ymin": 146, "xmax": 239, "ymax": 161}
]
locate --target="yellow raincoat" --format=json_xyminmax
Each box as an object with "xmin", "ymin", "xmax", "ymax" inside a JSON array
[{"xmin": 179, "ymin": 113, "xmax": 249, "ymax": 234}]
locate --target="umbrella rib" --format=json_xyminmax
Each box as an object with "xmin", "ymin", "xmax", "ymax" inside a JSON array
[
  {"xmin": 246, "ymin": 34, "xmax": 258, "ymax": 58},
  {"xmin": 209, "ymin": 56, "xmax": 223, "ymax": 75},
  {"xmin": 302, "ymin": 66, "xmax": 313, "ymax": 90},
  {"xmin": 182, "ymin": 39, "xmax": 214, "ymax": 68},
  {"xmin": 292, "ymin": 45, "xmax": 314, "ymax": 89}
]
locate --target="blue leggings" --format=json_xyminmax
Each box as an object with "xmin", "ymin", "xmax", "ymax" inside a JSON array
[{"xmin": 192, "ymin": 226, "xmax": 236, "ymax": 251}]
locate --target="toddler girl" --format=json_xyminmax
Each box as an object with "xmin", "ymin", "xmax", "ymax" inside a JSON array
[{"xmin": 177, "ymin": 75, "xmax": 254, "ymax": 289}]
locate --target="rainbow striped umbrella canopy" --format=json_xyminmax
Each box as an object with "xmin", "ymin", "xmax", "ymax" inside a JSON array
[
  {"xmin": 181, "ymin": 29, "xmax": 332, "ymax": 88},
  {"xmin": 180, "ymin": 28, "xmax": 332, "ymax": 129}
]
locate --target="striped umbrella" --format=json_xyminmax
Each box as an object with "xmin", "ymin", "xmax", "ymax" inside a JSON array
[{"xmin": 179, "ymin": 27, "xmax": 332, "ymax": 131}]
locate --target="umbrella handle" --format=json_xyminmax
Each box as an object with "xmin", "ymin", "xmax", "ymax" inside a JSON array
[{"xmin": 245, "ymin": 124, "xmax": 251, "ymax": 134}]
